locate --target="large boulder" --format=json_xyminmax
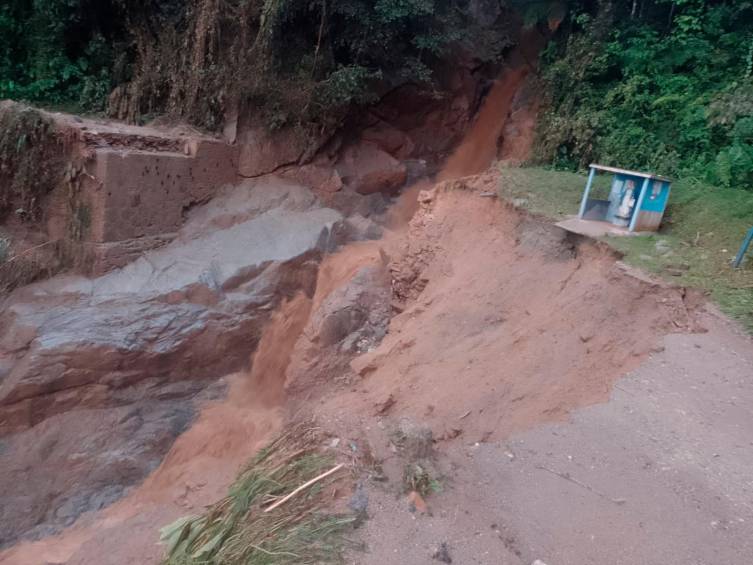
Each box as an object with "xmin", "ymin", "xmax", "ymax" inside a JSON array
[
  {"xmin": 281, "ymin": 157, "xmax": 344, "ymax": 195},
  {"xmin": 336, "ymin": 142, "xmax": 407, "ymax": 196},
  {"xmin": 286, "ymin": 244, "xmax": 391, "ymax": 394}
]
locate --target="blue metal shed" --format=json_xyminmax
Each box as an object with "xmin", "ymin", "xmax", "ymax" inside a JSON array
[{"xmin": 578, "ymin": 164, "xmax": 672, "ymax": 232}]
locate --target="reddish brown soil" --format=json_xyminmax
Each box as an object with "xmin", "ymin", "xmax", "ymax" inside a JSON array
[
  {"xmin": 439, "ymin": 67, "xmax": 527, "ymax": 182},
  {"xmin": 316, "ymin": 177, "xmax": 700, "ymax": 445}
]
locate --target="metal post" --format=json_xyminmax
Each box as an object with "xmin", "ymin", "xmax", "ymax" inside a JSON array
[
  {"xmin": 629, "ymin": 177, "xmax": 650, "ymax": 232},
  {"xmin": 733, "ymin": 227, "xmax": 753, "ymax": 268},
  {"xmin": 579, "ymin": 167, "xmax": 596, "ymax": 219}
]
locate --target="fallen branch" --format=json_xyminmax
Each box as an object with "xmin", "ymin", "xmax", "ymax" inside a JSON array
[
  {"xmin": 264, "ymin": 463, "xmax": 344, "ymax": 513},
  {"xmin": 248, "ymin": 544, "xmax": 300, "ymax": 558},
  {"xmin": 0, "ymin": 239, "xmax": 59, "ymax": 267}
]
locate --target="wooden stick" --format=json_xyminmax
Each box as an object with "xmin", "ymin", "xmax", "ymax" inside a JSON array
[
  {"xmin": 264, "ymin": 464, "xmax": 344, "ymax": 513},
  {"xmin": 0, "ymin": 239, "xmax": 59, "ymax": 267}
]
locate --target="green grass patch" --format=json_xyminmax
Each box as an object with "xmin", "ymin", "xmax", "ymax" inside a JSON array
[
  {"xmin": 497, "ymin": 165, "xmax": 753, "ymax": 332},
  {"xmin": 160, "ymin": 423, "xmax": 354, "ymax": 565}
]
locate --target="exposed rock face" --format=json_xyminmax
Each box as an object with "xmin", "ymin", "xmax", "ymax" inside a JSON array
[
  {"xmin": 0, "ymin": 395, "xmax": 202, "ymax": 546},
  {"xmin": 368, "ymin": 80, "xmax": 475, "ymax": 163},
  {"xmin": 0, "ymin": 177, "xmax": 352, "ymax": 544},
  {"xmin": 237, "ymin": 126, "xmax": 309, "ymax": 177},
  {"xmin": 309, "ymin": 264, "xmax": 391, "ymax": 353},
  {"xmin": 361, "ymin": 121, "xmax": 416, "ymax": 159},
  {"xmin": 287, "ymin": 243, "xmax": 392, "ymax": 394},
  {"xmin": 0, "ymin": 178, "xmax": 343, "ymax": 435}
]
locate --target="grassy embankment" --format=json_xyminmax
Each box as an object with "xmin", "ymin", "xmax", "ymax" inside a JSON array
[{"xmin": 497, "ymin": 165, "xmax": 753, "ymax": 332}]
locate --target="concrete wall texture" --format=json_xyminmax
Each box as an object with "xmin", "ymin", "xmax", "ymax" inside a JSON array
[{"xmin": 56, "ymin": 138, "xmax": 239, "ymax": 273}]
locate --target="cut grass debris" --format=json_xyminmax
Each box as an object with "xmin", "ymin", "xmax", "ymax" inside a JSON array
[
  {"xmin": 498, "ymin": 164, "xmax": 753, "ymax": 332},
  {"xmin": 160, "ymin": 423, "xmax": 354, "ymax": 564}
]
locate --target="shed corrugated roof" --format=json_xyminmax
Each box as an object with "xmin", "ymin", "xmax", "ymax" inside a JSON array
[{"xmin": 589, "ymin": 164, "xmax": 671, "ymax": 183}]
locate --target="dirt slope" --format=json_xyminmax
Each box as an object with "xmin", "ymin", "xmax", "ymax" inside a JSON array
[
  {"xmin": 307, "ymin": 176, "xmax": 753, "ymax": 565},
  {"xmin": 317, "ymin": 175, "xmax": 701, "ymax": 443}
]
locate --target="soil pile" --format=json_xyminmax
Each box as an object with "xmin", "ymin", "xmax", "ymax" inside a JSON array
[{"xmin": 319, "ymin": 175, "xmax": 702, "ymax": 446}]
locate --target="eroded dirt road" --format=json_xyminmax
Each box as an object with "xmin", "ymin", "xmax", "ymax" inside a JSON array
[
  {"xmin": 348, "ymin": 311, "xmax": 753, "ymax": 565},
  {"xmin": 312, "ymin": 180, "xmax": 753, "ymax": 565}
]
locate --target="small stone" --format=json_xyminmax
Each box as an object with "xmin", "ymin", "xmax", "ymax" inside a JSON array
[
  {"xmin": 407, "ymin": 490, "xmax": 429, "ymax": 514},
  {"xmin": 348, "ymin": 481, "xmax": 369, "ymax": 519},
  {"xmin": 432, "ymin": 542, "xmax": 452, "ymax": 563},
  {"xmin": 375, "ymin": 394, "xmax": 396, "ymax": 415},
  {"xmin": 531, "ymin": 561, "xmax": 549, "ymax": 565}
]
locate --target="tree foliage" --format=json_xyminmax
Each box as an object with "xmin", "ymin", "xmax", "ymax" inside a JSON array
[
  {"xmin": 4, "ymin": 1, "xmax": 750, "ymax": 191},
  {"xmin": 114, "ymin": 0, "xmax": 510, "ymax": 131},
  {"xmin": 0, "ymin": 0, "xmax": 512, "ymax": 130},
  {"xmin": 0, "ymin": 0, "xmax": 120, "ymax": 110},
  {"xmin": 536, "ymin": 0, "xmax": 753, "ymax": 190}
]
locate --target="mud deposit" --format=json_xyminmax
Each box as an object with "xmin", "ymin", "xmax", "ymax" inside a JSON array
[{"xmin": 321, "ymin": 176, "xmax": 702, "ymax": 442}]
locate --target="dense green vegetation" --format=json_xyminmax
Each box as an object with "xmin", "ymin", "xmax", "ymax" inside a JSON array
[
  {"xmin": 0, "ymin": 1, "xmax": 118, "ymax": 111},
  {"xmin": 536, "ymin": 0, "xmax": 753, "ymax": 190},
  {"xmin": 526, "ymin": 0, "xmax": 753, "ymax": 332}
]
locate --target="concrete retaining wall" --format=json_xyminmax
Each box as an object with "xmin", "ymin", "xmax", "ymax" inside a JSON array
[{"xmin": 43, "ymin": 125, "xmax": 239, "ymax": 273}]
